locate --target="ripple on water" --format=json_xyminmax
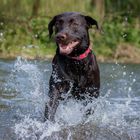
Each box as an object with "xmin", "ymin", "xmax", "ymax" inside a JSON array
[{"xmin": 0, "ymin": 58, "xmax": 140, "ymax": 140}]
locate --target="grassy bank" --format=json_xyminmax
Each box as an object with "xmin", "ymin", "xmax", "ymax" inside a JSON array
[
  {"xmin": 0, "ymin": 15, "xmax": 140, "ymax": 63},
  {"xmin": 0, "ymin": 0, "xmax": 140, "ymax": 63}
]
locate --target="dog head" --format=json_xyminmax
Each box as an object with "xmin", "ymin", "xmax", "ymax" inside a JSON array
[{"xmin": 48, "ymin": 12, "xmax": 98, "ymax": 56}]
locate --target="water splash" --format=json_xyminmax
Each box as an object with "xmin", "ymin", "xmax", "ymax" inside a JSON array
[
  {"xmin": 14, "ymin": 116, "xmax": 61, "ymax": 140},
  {"xmin": 4, "ymin": 57, "xmax": 49, "ymax": 120},
  {"xmin": 10, "ymin": 59, "xmax": 140, "ymax": 140}
]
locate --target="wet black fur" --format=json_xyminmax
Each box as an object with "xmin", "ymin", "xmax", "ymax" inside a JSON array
[{"xmin": 45, "ymin": 12, "xmax": 100, "ymax": 121}]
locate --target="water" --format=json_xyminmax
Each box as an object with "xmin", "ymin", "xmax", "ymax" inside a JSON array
[{"xmin": 0, "ymin": 57, "xmax": 140, "ymax": 140}]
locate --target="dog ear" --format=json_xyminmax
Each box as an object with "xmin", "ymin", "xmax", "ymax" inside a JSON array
[
  {"xmin": 85, "ymin": 16, "xmax": 99, "ymax": 29},
  {"xmin": 48, "ymin": 16, "xmax": 57, "ymax": 38}
]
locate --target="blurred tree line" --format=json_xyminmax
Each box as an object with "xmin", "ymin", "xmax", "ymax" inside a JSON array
[
  {"xmin": 0, "ymin": 0, "xmax": 140, "ymax": 18},
  {"xmin": 0, "ymin": 0, "xmax": 140, "ymax": 62}
]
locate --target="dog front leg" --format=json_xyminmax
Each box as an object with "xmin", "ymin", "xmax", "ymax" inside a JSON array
[{"xmin": 45, "ymin": 88, "xmax": 61, "ymax": 122}]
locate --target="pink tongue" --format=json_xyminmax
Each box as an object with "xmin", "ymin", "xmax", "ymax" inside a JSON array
[
  {"xmin": 59, "ymin": 44, "xmax": 73, "ymax": 54},
  {"xmin": 59, "ymin": 41, "xmax": 79, "ymax": 54},
  {"xmin": 60, "ymin": 44, "xmax": 68, "ymax": 49}
]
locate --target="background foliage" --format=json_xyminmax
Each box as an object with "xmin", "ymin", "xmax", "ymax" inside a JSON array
[{"xmin": 0, "ymin": 0, "xmax": 140, "ymax": 62}]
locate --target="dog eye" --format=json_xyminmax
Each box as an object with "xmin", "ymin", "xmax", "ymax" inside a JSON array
[
  {"xmin": 69, "ymin": 18, "xmax": 74, "ymax": 23},
  {"xmin": 73, "ymin": 22, "xmax": 79, "ymax": 26},
  {"xmin": 59, "ymin": 19, "xmax": 64, "ymax": 24},
  {"xmin": 71, "ymin": 22, "xmax": 79, "ymax": 28},
  {"xmin": 55, "ymin": 19, "xmax": 64, "ymax": 26},
  {"xmin": 69, "ymin": 19, "xmax": 79, "ymax": 26}
]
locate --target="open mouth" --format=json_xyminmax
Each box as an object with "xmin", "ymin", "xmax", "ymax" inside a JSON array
[{"xmin": 58, "ymin": 41, "xmax": 80, "ymax": 55}]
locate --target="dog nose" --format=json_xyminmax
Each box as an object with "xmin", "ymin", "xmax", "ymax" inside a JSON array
[{"xmin": 56, "ymin": 33, "xmax": 67, "ymax": 41}]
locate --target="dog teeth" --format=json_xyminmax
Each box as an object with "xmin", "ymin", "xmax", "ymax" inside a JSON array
[{"xmin": 68, "ymin": 41, "xmax": 77, "ymax": 44}]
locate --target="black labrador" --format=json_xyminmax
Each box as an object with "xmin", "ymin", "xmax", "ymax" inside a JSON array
[{"xmin": 45, "ymin": 12, "xmax": 100, "ymax": 121}]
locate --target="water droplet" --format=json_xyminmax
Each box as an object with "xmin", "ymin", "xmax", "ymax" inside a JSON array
[
  {"xmin": 34, "ymin": 34, "xmax": 38, "ymax": 38},
  {"xmin": 110, "ymin": 74, "xmax": 113, "ymax": 78},
  {"xmin": 123, "ymin": 65, "xmax": 126, "ymax": 69},
  {"xmin": 0, "ymin": 32, "xmax": 3, "ymax": 37},
  {"xmin": 122, "ymin": 33, "xmax": 127, "ymax": 38},
  {"xmin": 123, "ymin": 72, "xmax": 126, "ymax": 76},
  {"xmin": 128, "ymin": 87, "xmax": 132, "ymax": 92},
  {"xmin": 107, "ymin": 83, "xmax": 110, "ymax": 86},
  {"xmin": 0, "ymin": 22, "xmax": 4, "ymax": 25},
  {"xmin": 133, "ymin": 79, "xmax": 136, "ymax": 82},
  {"xmin": 125, "ymin": 16, "xmax": 128, "ymax": 22},
  {"xmin": 115, "ymin": 61, "xmax": 118, "ymax": 65},
  {"xmin": 112, "ymin": 66, "xmax": 115, "ymax": 71}
]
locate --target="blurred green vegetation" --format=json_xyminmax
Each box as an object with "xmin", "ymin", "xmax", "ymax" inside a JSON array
[{"xmin": 0, "ymin": 0, "xmax": 140, "ymax": 61}]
